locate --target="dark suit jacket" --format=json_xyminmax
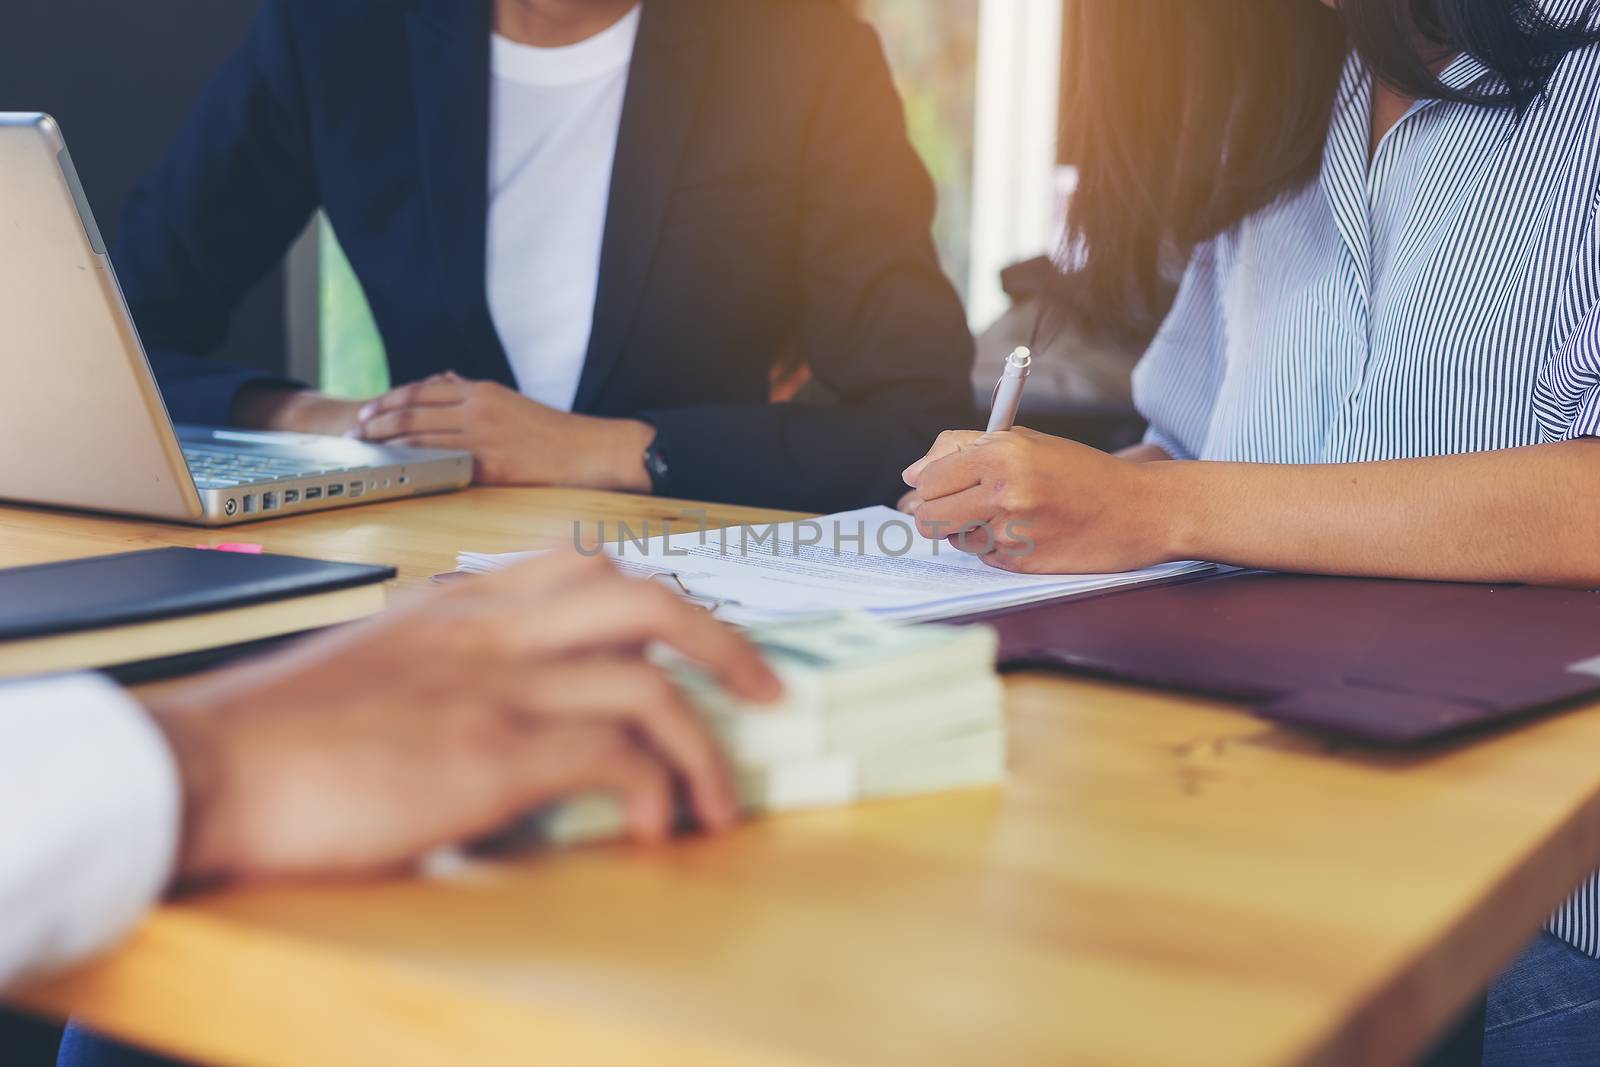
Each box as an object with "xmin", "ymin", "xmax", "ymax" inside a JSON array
[{"xmin": 113, "ymin": 0, "xmax": 975, "ymax": 512}]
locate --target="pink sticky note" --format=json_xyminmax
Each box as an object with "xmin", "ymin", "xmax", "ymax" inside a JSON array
[{"xmin": 198, "ymin": 542, "xmax": 265, "ymax": 555}]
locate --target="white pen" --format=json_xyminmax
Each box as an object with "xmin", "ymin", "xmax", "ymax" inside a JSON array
[{"xmin": 986, "ymin": 346, "xmax": 1033, "ymax": 433}]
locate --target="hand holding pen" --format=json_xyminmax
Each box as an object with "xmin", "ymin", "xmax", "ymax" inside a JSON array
[{"xmin": 987, "ymin": 346, "xmax": 1033, "ymax": 433}]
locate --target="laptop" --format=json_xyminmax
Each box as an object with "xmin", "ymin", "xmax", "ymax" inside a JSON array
[{"xmin": 0, "ymin": 113, "xmax": 472, "ymax": 525}]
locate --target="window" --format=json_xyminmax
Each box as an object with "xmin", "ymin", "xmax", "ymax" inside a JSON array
[
  {"xmin": 861, "ymin": 0, "xmax": 979, "ymax": 301},
  {"xmin": 863, "ymin": 0, "xmax": 1062, "ymax": 328},
  {"xmin": 966, "ymin": 0, "xmax": 1064, "ymax": 328},
  {"xmin": 319, "ymin": 223, "xmax": 388, "ymax": 398}
]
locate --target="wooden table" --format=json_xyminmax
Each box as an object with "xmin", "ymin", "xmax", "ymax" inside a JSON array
[{"xmin": 8, "ymin": 489, "xmax": 1600, "ymax": 1067}]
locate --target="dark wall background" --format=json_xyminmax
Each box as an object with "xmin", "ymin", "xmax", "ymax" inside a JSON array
[{"xmin": 0, "ymin": 0, "xmax": 287, "ymax": 375}]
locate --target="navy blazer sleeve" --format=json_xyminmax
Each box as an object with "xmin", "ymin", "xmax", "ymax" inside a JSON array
[
  {"xmin": 111, "ymin": 0, "xmax": 316, "ymax": 425},
  {"xmin": 639, "ymin": 20, "xmax": 975, "ymax": 512}
]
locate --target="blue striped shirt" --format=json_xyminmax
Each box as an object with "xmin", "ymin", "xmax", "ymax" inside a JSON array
[{"xmin": 1131, "ymin": 14, "xmax": 1600, "ymax": 953}]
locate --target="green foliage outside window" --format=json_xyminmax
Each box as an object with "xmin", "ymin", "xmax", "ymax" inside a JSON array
[
  {"xmin": 865, "ymin": 0, "xmax": 977, "ymax": 299},
  {"xmin": 319, "ymin": 223, "xmax": 389, "ymax": 399}
]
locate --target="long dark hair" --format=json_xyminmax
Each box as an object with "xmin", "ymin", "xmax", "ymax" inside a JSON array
[{"xmin": 1055, "ymin": 0, "xmax": 1600, "ymax": 343}]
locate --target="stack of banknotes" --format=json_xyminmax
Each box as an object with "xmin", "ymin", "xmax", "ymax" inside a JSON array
[{"xmin": 519, "ymin": 613, "xmax": 1007, "ymax": 849}]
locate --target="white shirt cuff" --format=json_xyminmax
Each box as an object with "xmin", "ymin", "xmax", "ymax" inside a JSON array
[{"xmin": 0, "ymin": 673, "xmax": 181, "ymax": 988}]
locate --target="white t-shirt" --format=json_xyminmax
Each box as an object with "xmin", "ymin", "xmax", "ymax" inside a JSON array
[{"xmin": 486, "ymin": 6, "xmax": 641, "ymax": 411}]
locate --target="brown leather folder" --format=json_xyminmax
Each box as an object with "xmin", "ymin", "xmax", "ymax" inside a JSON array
[{"xmin": 969, "ymin": 571, "xmax": 1600, "ymax": 745}]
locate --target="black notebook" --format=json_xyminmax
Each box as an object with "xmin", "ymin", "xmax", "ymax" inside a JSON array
[{"xmin": 0, "ymin": 548, "xmax": 396, "ymax": 681}]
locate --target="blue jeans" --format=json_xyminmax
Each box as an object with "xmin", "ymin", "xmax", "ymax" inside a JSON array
[
  {"xmin": 56, "ymin": 1024, "xmax": 190, "ymax": 1067},
  {"xmin": 1484, "ymin": 932, "xmax": 1600, "ymax": 1066}
]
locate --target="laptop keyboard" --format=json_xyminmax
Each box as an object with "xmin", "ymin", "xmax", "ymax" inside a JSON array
[{"xmin": 183, "ymin": 446, "xmax": 350, "ymax": 489}]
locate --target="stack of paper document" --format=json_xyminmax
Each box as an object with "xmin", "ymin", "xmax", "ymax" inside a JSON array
[
  {"xmin": 459, "ymin": 505, "xmax": 1209, "ymax": 625},
  {"xmin": 514, "ymin": 613, "xmax": 1007, "ymax": 849}
]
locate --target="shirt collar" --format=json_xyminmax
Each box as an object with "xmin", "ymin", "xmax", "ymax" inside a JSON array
[
  {"xmin": 1335, "ymin": 49, "xmax": 1497, "ymax": 125},
  {"xmin": 1434, "ymin": 51, "xmax": 1496, "ymax": 96}
]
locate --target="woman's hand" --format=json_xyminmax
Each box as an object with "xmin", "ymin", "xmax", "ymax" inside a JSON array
[
  {"xmin": 355, "ymin": 373, "xmax": 655, "ymax": 491},
  {"xmin": 145, "ymin": 551, "xmax": 782, "ymax": 887},
  {"xmin": 905, "ymin": 431, "xmax": 1600, "ymax": 586},
  {"xmin": 900, "ymin": 428, "xmax": 1178, "ymax": 574}
]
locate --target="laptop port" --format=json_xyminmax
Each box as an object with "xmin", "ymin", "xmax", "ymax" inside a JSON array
[
  {"xmin": 241, "ymin": 494, "xmax": 257, "ymax": 514},
  {"xmin": 349, "ymin": 481, "xmax": 366, "ymax": 498},
  {"xmin": 304, "ymin": 487, "xmax": 323, "ymax": 501},
  {"xmin": 327, "ymin": 483, "xmax": 345, "ymax": 497},
  {"xmin": 261, "ymin": 492, "xmax": 279, "ymax": 511},
  {"xmin": 283, "ymin": 489, "xmax": 300, "ymax": 505}
]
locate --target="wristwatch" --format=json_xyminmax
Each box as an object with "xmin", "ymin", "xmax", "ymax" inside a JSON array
[{"xmin": 642, "ymin": 439, "xmax": 670, "ymax": 493}]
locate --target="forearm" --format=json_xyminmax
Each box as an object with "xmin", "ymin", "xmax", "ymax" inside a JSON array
[
  {"xmin": 574, "ymin": 415, "xmax": 654, "ymax": 493},
  {"xmin": 232, "ymin": 384, "xmax": 365, "ymax": 437},
  {"xmin": 1151, "ymin": 440, "xmax": 1600, "ymax": 586},
  {"xmin": 231, "ymin": 383, "xmax": 313, "ymax": 428}
]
